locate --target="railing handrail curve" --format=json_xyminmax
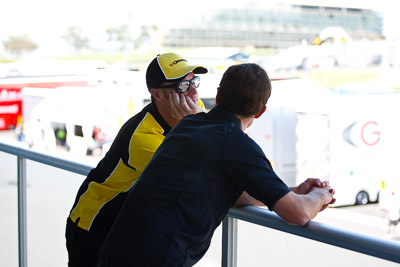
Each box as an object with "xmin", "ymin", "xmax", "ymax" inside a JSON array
[
  {"xmin": 0, "ymin": 140, "xmax": 93, "ymax": 175},
  {"xmin": 228, "ymin": 206, "xmax": 400, "ymax": 264}
]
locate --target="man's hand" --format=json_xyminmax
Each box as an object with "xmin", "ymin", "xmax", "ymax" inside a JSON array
[
  {"xmin": 169, "ymin": 91, "xmax": 206, "ymax": 120},
  {"xmin": 291, "ymin": 178, "xmax": 336, "ymax": 211},
  {"xmin": 274, "ymin": 181, "xmax": 336, "ymax": 226},
  {"xmin": 291, "ymin": 178, "xmax": 323, "ymax": 195},
  {"xmin": 318, "ymin": 182, "xmax": 336, "ymax": 211}
]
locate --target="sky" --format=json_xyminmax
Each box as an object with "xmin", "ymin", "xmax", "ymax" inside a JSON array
[{"xmin": 1, "ymin": 0, "xmax": 399, "ymax": 56}]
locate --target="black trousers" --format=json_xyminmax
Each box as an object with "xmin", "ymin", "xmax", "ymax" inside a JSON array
[{"xmin": 65, "ymin": 217, "xmax": 105, "ymax": 267}]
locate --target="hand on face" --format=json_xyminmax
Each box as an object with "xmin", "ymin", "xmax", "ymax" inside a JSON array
[{"xmin": 168, "ymin": 90, "xmax": 205, "ymax": 121}]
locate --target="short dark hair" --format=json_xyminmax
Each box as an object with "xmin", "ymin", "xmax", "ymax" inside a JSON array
[{"xmin": 217, "ymin": 63, "xmax": 271, "ymax": 117}]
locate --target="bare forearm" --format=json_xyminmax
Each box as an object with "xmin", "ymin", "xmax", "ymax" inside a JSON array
[
  {"xmin": 297, "ymin": 190, "xmax": 332, "ymax": 221},
  {"xmin": 273, "ymin": 189, "xmax": 332, "ymax": 226}
]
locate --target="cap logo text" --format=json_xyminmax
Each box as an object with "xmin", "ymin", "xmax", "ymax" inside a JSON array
[{"xmin": 169, "ymin": 59, "xmax": 187, "ymax": 66}]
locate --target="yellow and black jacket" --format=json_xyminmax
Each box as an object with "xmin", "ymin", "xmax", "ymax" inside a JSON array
[{"xmin": 69, "ymin": 101, "xmax": 203, "ymax": 238}]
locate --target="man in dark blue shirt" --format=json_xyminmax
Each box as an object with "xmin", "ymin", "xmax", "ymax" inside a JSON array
[{"xmin": 98, "ymin": 63, "xmax": 335, "ymax": 267}]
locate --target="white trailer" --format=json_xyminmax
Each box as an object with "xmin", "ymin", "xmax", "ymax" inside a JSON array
[{"xmin": 247, "ymin": 78, "xmax": 400, "ymax": 206}]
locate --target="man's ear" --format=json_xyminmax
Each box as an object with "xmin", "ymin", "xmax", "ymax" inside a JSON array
[
  {"xmin": 150, "ymin": 89, "xmax": 162, "ymax": 102},
  {"xmin": 254, "ymin": 105, "xmax": 266, "ymax": 119}
]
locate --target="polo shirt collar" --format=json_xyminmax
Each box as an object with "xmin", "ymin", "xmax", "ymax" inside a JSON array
[
  {"xmin": 208, "ymin": 106, "xmax": 242, "ymax": 129},
  {"xmin": 149, "ymin": 102, "xmax": 172, "ymax": 135}
]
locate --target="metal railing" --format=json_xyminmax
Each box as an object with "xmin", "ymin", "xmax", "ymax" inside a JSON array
[
  {"xmin": 0, "ymin": 140, "xmax": 92, "ymax": 267},
  {"xmin": 1, "ymin": 140, "xmax": 400, "ymax": 267}
]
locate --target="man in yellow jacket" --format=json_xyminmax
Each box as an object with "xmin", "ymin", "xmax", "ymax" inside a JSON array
[{"xmin": 66, "ymin": 53, "xmax": 208, "ymax": 267}]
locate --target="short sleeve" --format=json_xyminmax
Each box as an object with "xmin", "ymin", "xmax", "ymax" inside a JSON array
[{"xmin": 222, "ymin": 130, "xmax": 290, "ymax": 209}]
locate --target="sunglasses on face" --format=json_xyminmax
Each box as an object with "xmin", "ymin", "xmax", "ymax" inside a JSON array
[{"xmin": 158, "ymin": 76, "xmax": 200, "ymax": 93}]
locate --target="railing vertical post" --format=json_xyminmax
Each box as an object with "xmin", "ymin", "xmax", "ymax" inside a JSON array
[
  {"xmin": 221, "ymin": 216, "xmax": 238, "ymax": 267},
  {"xmin": 17, "ymin": 156, "xmax": 28, "ymax": 267}
]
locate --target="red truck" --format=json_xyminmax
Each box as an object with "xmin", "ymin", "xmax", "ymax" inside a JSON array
[{"xmin": 0, "ymin": 84, "xmax": 22, "ymax": 130}]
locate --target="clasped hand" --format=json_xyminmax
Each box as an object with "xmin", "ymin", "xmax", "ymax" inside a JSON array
[{"xmin": 292, "ymin": 178, "xmax": 336, "ymax": 211}]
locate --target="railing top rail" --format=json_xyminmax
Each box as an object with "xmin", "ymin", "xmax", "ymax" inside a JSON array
[
  {"xmin": 228, "ymin": 206, "xmax": 400, "ymax": 264},
  {"xmin": 0, "ymin": 140, "xmax": 93, "ymax": 176}
]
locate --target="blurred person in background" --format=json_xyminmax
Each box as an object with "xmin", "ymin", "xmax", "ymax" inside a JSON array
[{"xmin": 386, "ymin": 198, "xmax": 400, "ymax": 238}]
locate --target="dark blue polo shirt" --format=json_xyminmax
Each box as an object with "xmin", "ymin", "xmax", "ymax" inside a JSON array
[{"xmin": 100, "ymin": 106, "xmax": 291, "ymax": 267}]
